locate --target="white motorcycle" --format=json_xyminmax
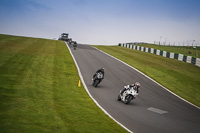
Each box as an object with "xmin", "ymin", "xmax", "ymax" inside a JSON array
[{"xmin": 118, "ymin": 87, "xmax": 138, "ymax": 104}]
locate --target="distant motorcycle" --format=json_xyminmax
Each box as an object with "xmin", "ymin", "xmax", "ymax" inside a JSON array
[
  {"xmin": 92, "ymin": 72, "xmax": 104, "ymax": 87},
  {"xmin": 118, "ymin": 87, "xmax": 138, "ymax": 104},
  {"xmin": 73, "ymin": 41, "xmax": 77, "ymax": 50}
]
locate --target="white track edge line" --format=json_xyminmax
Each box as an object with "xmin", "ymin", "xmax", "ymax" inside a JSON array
[
  {"xmin": 92, "ymin": 46, "xmax": 200, "ymax": 110},
  {"xmin": 65, "ymin": 42, "xmax": 133, "ymax": 133}
]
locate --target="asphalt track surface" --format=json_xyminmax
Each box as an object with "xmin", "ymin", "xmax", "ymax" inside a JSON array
[{"xmin": 67, "ymin": 43, "xmax": 200, "ymax": 133}]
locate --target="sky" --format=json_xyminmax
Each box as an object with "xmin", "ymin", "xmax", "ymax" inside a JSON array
[{"xmin": 0, "ymin": 0, "xmax": 200, "ymax": 46}]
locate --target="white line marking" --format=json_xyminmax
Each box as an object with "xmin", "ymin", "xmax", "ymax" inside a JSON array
[
  {"xmin": 147, "ymin": 107, "xmax": 168, "ymax": 114},
  {"xmin": 65, "ymin": 42, "xmax": 133, "ymax": 133},
  {"xmin": 92, "ymin": 46, "xmax": 200, "ymax": 110}
]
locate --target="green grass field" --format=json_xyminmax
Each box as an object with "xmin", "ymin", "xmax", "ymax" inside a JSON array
[
  {"xmin": 135, "ymin": 43, "xmax": 200, "ymax": 58},
  {"xmin": 0, "ymin": 34, "xmax": 127, "ymax": 133},
  {"xmin": 93, "ymin": 45, "xmax": 200, "ymax": 107}
]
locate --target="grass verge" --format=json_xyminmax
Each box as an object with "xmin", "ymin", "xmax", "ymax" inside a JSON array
[
  {"xmin": 93, "ymin": 45, "xmax": 200, "ymax": 107},
  {"xmin": 0, "ymin": 34, "xmax": 127, "ymax": 133}
]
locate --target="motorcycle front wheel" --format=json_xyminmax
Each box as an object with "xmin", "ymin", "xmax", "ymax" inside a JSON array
[
  {"xmin": 94, "ymin": 80, "xmax": 99, "ymax": 87},
  {"xmin": 124, "ymin": 95, "xmax": 133, "ymax": 104},
  {"xmin": 117, "ymin": 95, "xmax": 121, "ymax": 101}
]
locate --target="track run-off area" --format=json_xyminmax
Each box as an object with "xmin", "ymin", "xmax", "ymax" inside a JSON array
[{"xmin": 67, "ymin": 43, "xmax": 200, "ymax": 133}]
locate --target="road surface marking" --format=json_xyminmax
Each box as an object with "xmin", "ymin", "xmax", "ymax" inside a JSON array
[{"xmin": 147, "ymin": 107, "xmax": 168, "ymax": 114}]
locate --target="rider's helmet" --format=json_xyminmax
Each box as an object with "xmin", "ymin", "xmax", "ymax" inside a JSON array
[
  {"xmin": 101, "ymin": 68, "xmax": 104, "ymax": 72},
  {"xmin": 134, "ymin": 82, "xmax": 140, "ymax": 89}
]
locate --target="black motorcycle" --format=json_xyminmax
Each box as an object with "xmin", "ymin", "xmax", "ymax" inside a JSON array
[
  {"xmin": 92, "ymin": 72, "xmax": 104, "ymax": 87},
  {"xmin": 73, "ymin": 41, "xmax": 77, "ymax": 50}
]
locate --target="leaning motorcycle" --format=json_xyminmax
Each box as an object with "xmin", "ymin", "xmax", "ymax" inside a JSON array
[
  {"xmin": 118, "ymin": 87, "xmax": 138, "ymax": 104},
  {"xmin": 73, "ymin": 44, "xmax": 77, "ymax": 50},
  {"xmin": 92, "ymin": 72, "xmax": 103, "ymax": 87}
]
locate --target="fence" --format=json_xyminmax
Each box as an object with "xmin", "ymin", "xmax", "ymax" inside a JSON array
[{"xmin": 120, "ymin": 43, "xmax": 200, "ymax": 67}]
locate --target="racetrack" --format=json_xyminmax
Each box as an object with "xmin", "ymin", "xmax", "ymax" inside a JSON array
[{"xmin": 67, "ymin": 43, "xmax": 200, "ymax": 133}]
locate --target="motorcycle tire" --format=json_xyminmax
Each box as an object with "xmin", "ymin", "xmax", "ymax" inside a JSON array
[
  {"xmin": 94, "ymin": 80, "xmax": 99, "ymax": 87},
  {"xmin": 124, "ymin": 95, "xmax": 133, "ymax": 104},
  {"xmin": 117, "ymin": 95, "xmax": 121, "ymax": 101}
]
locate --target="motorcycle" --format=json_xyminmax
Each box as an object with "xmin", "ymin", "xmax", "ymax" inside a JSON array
[
  {"xmin": 73, "ymin": 44, "xmax": 77, "ymax": 50},
  {"xmin": 118, "ymin": 87, "xmax": 138, "ymax": 104},
  {"xmin": 92, "ymin": 72, "xmax": 104, "ymax": 87},
  {"xmin": 73, "ymin": 41, "xmax": 77, "ymax": 50}
]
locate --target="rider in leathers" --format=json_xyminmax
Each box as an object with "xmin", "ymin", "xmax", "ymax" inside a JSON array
[
  {"xmin": 93, "ymin": 68, "xmax": 104, "ymax": 81},
  {"xmin": 121, "ymin": 82, "xmax": 140, "ymax": 97}
]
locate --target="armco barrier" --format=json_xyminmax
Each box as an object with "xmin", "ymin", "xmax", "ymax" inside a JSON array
[{"xmin": 120, "ymin": 44, "xmax": 200, "ymax": 67}]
